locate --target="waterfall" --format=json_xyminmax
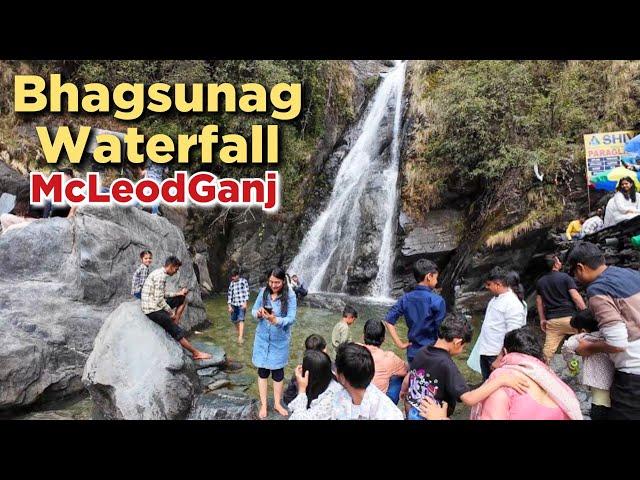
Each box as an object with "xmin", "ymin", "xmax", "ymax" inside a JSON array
[
  {"xmin": 289, "ymin": 61, "xmax": 406, "ymax": 297},
  {"xmin": 369, "ymin": 61, "xmax": 406, "ymax": 298}
]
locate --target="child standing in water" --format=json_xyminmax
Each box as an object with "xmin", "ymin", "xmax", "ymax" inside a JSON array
[
  {"xmin": 131, "ymin": 250, "xmax": 153, "ymax": 300},
  {"xmin": 332, "ymin": 306, "xmax": 358, "ymax": 350}
]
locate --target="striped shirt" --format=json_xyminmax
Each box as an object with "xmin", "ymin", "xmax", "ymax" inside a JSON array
[
  {"xmin": 141, "ymin": 268, "xmax": 176, "ymax": 314},
  {"xmin": 228, "ymin": 278, "xmax": 250, "ymax": 306},
  {"xmin": 131, "ymin": 264, "xmax": 150, "ymax": 296}
]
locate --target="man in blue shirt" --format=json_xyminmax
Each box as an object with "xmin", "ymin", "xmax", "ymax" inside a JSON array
[{"xmin": 385, "ymin": 259, "xmax": 447, "ymax": 363}]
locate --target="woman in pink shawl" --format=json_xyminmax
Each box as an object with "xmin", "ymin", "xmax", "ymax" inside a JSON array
[{"xmin": 420, "ymin": 327, "xmax": 583, "ymax": 420}]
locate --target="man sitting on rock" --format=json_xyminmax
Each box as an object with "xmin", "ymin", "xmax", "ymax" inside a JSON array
[{"xmin": 141, "ymin": 255, "xmax": 211, "ymax": 360}]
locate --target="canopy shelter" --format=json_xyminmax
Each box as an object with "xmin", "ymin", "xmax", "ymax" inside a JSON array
[{"xmin": 590, "ymin": 166, "xmax": 640, "ymax": 191}]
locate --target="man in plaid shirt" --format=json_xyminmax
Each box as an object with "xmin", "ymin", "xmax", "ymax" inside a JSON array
[
  {"xmin": 141, "ymin": 255, "xmax": 211, "ymax": 360},
  {"xmin": 228, "ymin": 268, "xmax": 250, "ymax": 344},
  {"xmin": 131, "ymin": 250, "xmax": 153, "ymax": 299}
]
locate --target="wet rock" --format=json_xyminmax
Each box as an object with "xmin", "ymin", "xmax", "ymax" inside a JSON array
[
  {"xmin": 193, "ymin": 252, "xmax": 214, "ymax": 295},
  {"xmin": 190, "ymin": 342, "xmax": 226, "ymax": 368},
  {"xmin": 0, "ymin": 205, "xmax": 207, "ymax": 413},
  {"xmin": 188, "ymin": 389, "xmax": 258, "ymax": 420},
  {"xmin": 197, "ymin": 367, "xmax": 219, "ymax": 377},
  {"xmin": 228, "ymin": 373, "xmax": 254, "ymax": 387},
  {"xmin": 400, "ymin": 209, "xmax": 464, "ymax": 260},
  {"xmin": 82, "ymin": 302, "xmax": 201, "ymax": 420}
]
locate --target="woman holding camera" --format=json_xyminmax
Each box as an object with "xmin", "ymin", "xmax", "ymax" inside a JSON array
[{"xmin": 252, "ymin": 267, "xmax": 298, "ymax": 419}]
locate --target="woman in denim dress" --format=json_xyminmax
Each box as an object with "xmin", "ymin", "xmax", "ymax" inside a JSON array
[{"xmin": 252, "ymin": 267, "xmax": 297, "ymax": 418}]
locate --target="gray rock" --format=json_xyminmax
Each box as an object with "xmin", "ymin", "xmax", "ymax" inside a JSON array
[
  {"xmin": 197, "ymin": 367, "xmax": 219, "ymax": 377},
  {"xmin": 190, "ymin": 342, "xmax": 226, "ymax": 368},
  {"xmin": 0, "ymin": 160, "xmax": 28, "ymax": 196},
  {"xmin": 193, "ymin": 252, "xmax": 214, "ymax": 294},
  {"xmin": 82, "ymin": 302, "xmax": 200, "ymax": 420},
  {"xmin": 188, "ymin": 390, "xmax": 257, "ymax": 420},
  {"xmin": 400, "ymin": 210, "xmax": 465, "ymax": 259},
  {"xmin": 0, "ymin": 192, "xmax": 16, "ymax": 215},
  {"xmin": 228, "ymin": 373, "xmax": 254, "ymax": 387},
  {"xmin": 0, "ymin": 205, "xmax": 207, "ymax": 413},
  {"xmin": 206, "ymin": 379, "xmax": 231, "ymax": 391}
]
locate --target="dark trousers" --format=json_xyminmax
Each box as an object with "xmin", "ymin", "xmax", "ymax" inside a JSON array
[
  {"xmin": 609, "ymin": 370, "xmax": 640, "ymax": 420},
  {"xmin": 590, "ymin": 404, "xmax": 611, "ymax": 421},
  {"xmin": 480, "ymin": 355, "xmax": 498, "ymax": 381}
]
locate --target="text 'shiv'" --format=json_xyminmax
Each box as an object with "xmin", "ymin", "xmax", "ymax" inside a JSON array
[{"xmin": 30, "ymin": 171, "xmax": 280, "ymax": 212}]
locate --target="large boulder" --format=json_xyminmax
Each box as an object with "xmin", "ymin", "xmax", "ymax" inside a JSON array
[
  {"xmin": 82, "ymin": 302, "xmax": 201, "ymax": 420},
  {"xmin": 0, "ymin": 205, "xmax": 207, "ymax": 413},
  {"xmin": 188, "ymin": 389, "xmax": 257, "ymax": 420}
]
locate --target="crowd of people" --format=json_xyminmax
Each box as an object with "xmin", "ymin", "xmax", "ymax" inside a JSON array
[
  {"xmin": 129, "ymin": 236, "xmax": 640, "ymax": 420},
  {"xmin": 564, "ymin": 175, "xmax": 640, "ymax": 240}
]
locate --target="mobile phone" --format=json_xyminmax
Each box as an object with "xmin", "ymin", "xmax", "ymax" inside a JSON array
[{"xmin": 264, "ymin": 306, "xmax": 273, "ymax": 314}]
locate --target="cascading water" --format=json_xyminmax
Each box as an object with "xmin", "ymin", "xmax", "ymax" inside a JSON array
[
  {"xmin": 289, "ymin": 61, "xmax": 406, "ymax": 298},
  {"xmin": 369, "ymin": 61, "xmax": 406, "ymax": 298}
]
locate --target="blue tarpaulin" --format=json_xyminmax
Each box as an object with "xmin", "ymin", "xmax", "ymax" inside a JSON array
[{"xmin": 625, "ymin": 133, "xmax": 640, "ymax": 154}]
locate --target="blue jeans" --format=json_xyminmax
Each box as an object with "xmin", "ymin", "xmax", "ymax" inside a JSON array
[
  {"xmin": 230, "ymin": 305, "xmax": 246, "ymax": 323},
  {"xmin": 386, "ymin": 375, "xmax": 404, "ymax": 404}
]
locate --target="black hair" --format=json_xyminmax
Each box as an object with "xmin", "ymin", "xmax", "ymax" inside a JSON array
[
  {"xmin": 335, "ymin": 343, "xmax": 374, "ymax": 389},
  {"xmin": 140, "ymin": 250, "xmax": 152, "ymax": 259},
  {"xmin": 58, "ymin": 167, "xmax": 74, "ymax": 177},
  {"xmin": 363, "ymin": 319, "xmax": 385, "ymax": 347},
  {"xmin": 505, "ymin": 271, "xmax": 526, "ymax": 302},
  {"xmin": 262, "ymin": 266, "xmax": 289, "ymax": 316},
  {"xmin": 486, "ymin": 266, "xmax": 508, "ymax": 286},
  {"xmin": 164, "ymin": 256, "xmax": 182, "ymax": 267},
  {"xmin": 570, "ymin": 309, "xmax": 599, "ymax": 332},
  {"xmin": 230, "ymin": 268, "xmax": 240, "ymax": 277},
  {"xmin": 566, "ymin": 242, "xmax": 605, "ymax": 271},
  {"xmin": 304, "ymin": 334, "xmax": 327, "ymax": 352},
  {"xmin": 438, "ymin": 314, "xmax": 473, "ymax": 344},
  {"xmin": 302, "ymin": 350, "xmax": 334, "ymax": 408},
  {"xmin": 413, "ymin": 259, "xmax": 438, "ymax": 283},
  {"xmin": 342, "ymin": 305, "xmax": 358, "ymax": 319},
  {"xmin": 503, "ymin": 327, "xmax": 544, "ymax": 362},
  {"xmin": 617, "ymin": 176, "xmax": 637, "ymax": 203},
  {"xmin": 543, "ymin": 254, "xmax": 559, "ymax": 271}
]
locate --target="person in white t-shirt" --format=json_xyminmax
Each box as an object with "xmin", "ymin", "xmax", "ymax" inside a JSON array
[
  {"xmin": 330, "ymin": 343, "xmax": 404, "ymax": 420},
  {"xmin": 474, "ymin": 267, "xmax": 527, "ymax": 380}
]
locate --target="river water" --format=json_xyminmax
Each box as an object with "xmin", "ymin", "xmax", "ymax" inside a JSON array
[{"xmin": 18, "ymin": 295, "xmax": 482, "ymax": 420}]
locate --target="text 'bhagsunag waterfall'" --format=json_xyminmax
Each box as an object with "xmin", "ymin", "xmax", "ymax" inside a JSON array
[{"xmin": 289, "ymin": 61, "xmax": 406, "ymax": 299}]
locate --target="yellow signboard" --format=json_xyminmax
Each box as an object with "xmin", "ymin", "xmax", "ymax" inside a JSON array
[{"xmin": 584, "ymin": 130, "xmax": 635, "ymax": 184}]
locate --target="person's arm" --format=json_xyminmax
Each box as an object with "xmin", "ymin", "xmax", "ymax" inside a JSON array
[
  {"xmin": 385, "ymin": 322, "xmax": 411, "ymax": 350},
  {"xmin": 575, "ymin": 338, "xmax": 625, "ymax": 356},
  {"xmin": 568, "ymin": 289, "xmax": 586, "ymax": 311},
  {"xmin": 459, "ymin": 372, "xmax": 529, "ymax": 406},
  {"xmin": 536, "ymin": 294, "xmax": 547, "ymax": 332},
  {"xmin": 566, "ymin": 222, "xmax": 574, "ymax": 240},
  {"xmin": 227, "ymin": 283, "xmax": 233, "ymax": 306},
  {"xmin": 274, "ymin": 292, "xmax": 297, "ymax": 328}
]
